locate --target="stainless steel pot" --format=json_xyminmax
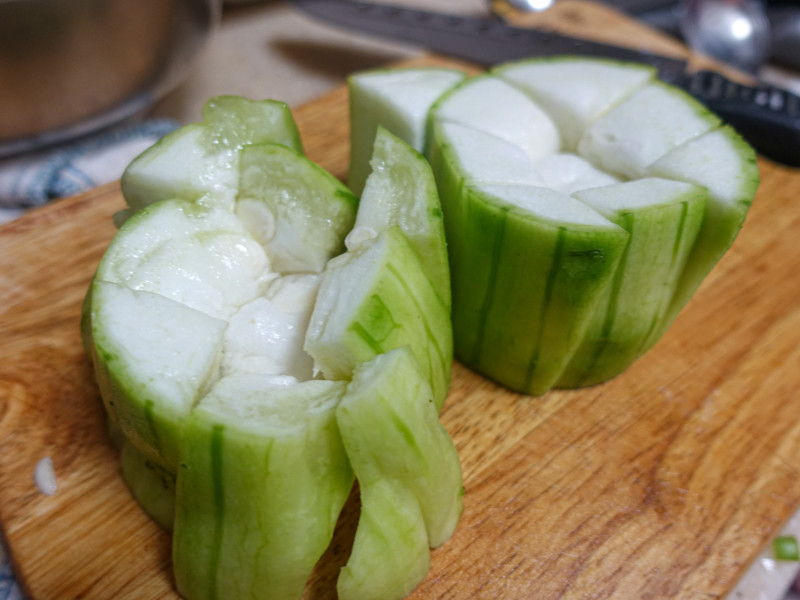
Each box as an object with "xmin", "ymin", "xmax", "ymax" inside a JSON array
[{"xmin": 0, "ymin": 0, "xmax": 222, "ymax": 156}]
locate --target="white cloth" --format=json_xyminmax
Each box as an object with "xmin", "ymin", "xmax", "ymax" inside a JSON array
[{"xmin": 0, "ymin": 119, "xmax": 178, "ymax": 225}]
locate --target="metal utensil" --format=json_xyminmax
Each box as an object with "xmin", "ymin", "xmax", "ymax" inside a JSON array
[
  {"xmin": 769, "ymin": 5, "xmax": 800, "ymax": 72},
  {"xmin": 0, "ymin": 0, "xmax": 221, "ymax": 158},
  {"xmin": 679, "ymin": 0, "xmax": 772, "ymax": 74},
  {"xmin": 491, "ymin": 0, "xmax": 557, "ymax": 13},
  {"xmin": 290, "ymin": 0, "xmax": 800, "ymax": 166},
  {"xmin": 494, "ymin": 0, "xmax": 777, "ymax": 74}
]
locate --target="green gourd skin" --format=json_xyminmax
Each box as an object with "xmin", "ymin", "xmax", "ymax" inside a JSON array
[
  {"xmin": 419, "ymin": 60, "xmax": 757, "ymax": 395},
  {"xmin": 457, "ymin": 188, "xmax": 628, "ymax": 395},
  {"xmin": 337, "ymin": 479, "xmax": 430, "ymax": 600},
  {"xmin": 173, "ymin": 378, "xmax": 353, "ymax": 600},
  {"xmin": 306, "ymin": 127, "xmax": 453, "ymax": 411},
  {"xmin": 336, "ymin": 347, "xmax": 464, "ymax": 600},
  {"xmin": 305, "ymin": 226, "xmax": 452, "ymax": 410},
  {"xmin": 119, "ymin": 439, "xmax": 176, "ymax": 531},
  {"xmin": 122, "ymin": 97, "xmax": 303, "ymax": 212},
  {"xmin": 87, "ymin": 96, "xmax": 462, "ymax": 600},
  {"xmin": 337, "ymin": 347, "xmax": 463, "ymax": 547},
  {"xmin": 428, "ymin": 124, "xmax": 629, "ymax": 395},
  {"xmin": 558, "ymin": 180, "xmax": 708, "ymax": 387}
]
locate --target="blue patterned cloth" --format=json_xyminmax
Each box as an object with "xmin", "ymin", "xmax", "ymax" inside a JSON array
[
  {"xmin": 0, "ymin": 119, "xmax": 179, "ymax": 224},
  {"xmin": 0, "ymin": 540, "xmax": 23, "ymax": 600}
]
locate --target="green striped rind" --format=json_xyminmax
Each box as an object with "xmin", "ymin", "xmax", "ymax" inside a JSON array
[
  {"xmin": 351, "ymin": 58, "xmax": 758, "ymax": 395},
  {"xmin": 173, "ymin": 376, "xmax": 352, "ymax": 600},
  {"xmin": 428, "ymin": 126, "xmax": 628, "ymax": 395},
  {"xmin": 461, "ymin": 189, "xmax": 627, "ymax": 395},
  {"xmin": 305, "ymin": 227, "xmax": 452, "ymax": 410},
  {"xmin": 557, "ymin": 178, "xmax": 708, "ymax": 387},
  {"xmin": 648, "ymin": 125, "xmax": 760, "ymax": 330},
  {"xmin": 347, "ymin": 67, "xmax": 466, "ymax": 196},
  {"xmin": 337, "ymin": 479, "xmax": 430, "ymax": 600},
  {"xmin": 106, "ymin": 415, "xmax": 127, "ymax": 452},
  {"xmin": 337, "ymin": 347, "xmax": 463, "ymax": 548},
  {"xmin": 121, "ymin": 96, "xmax": 303, "ymax": 211},
  {"xmin": 87, "ymin": 281, "xmax": 226, "ymax": 472},
  {"xmin": 337, "ymin": 347, "xmax": 462, "ymax": 600},
  {"xmin": 347, "ymin": 127, "xmax": 451, "ymax": 306},
  {"xmin": 119, "ymin": 439, "xmax": 176, "ymax": 531},
  {"xmin": 80, "ymin": 282, "xmax": 96, "ymax": 358},
  {"xmin": 236, "ymin": 143, "xmax": 359, "ymax": 274}
]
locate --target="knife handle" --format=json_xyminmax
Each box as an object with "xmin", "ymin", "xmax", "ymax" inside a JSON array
[{"xmin": 686, "ymin": 70, "xmax": 800, "ymax": 167}]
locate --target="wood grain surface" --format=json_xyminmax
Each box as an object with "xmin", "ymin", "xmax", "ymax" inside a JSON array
[{"xmin": 2, "ymin": 3, "xmax": 800, "ymax": 599}]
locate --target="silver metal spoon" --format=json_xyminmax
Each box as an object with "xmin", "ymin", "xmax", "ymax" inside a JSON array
[
  {"xmin": 491, "ymin": 0, "xmax": 773, "ymax": 75},
  {"xmin": 769, "ymin": 5, "xmax": 800, "ymax": 72},
  {"xmin": 679, "ymin": 0, "xmax": 772, "ymax": 73},
  {"xmin": 489, "ymin": 0, "xmax": 557, "ymax": 16}
]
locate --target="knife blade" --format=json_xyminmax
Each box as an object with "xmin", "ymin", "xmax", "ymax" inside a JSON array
[{"xmin": 290, "ymin": 0, "xmax": 800, "ymax": 166}]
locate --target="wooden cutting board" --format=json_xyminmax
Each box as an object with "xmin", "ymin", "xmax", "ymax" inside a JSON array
[{"xmin": 2, "ymin": 3, "xmax": 800, "ymax": 599}]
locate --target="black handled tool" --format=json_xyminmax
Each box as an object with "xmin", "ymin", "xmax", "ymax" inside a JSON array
[{"xmin": 291, "ymin": 0, "xmax": 800, "ymax": 166}]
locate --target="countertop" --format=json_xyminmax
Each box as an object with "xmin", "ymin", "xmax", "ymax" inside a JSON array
[{"xmin": 150, "ymin": 0, "xmax": 486, "ymax": 123}]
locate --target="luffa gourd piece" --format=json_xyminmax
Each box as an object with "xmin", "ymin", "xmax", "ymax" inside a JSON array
[
  {"xmin": 83, "ymin": 96, "xmax": 461, "ymax": 600},
  {"xmin": 120, "ymin": 96, "xmax": 304, "ymax": 212},
  {"xmin": 306, "ymin": 126, "xmax": 453, "ymax": 411},
  {"xmin": 336, "ymin": 347, "xmax": 463, "ymax": 600},
  {"xmin": 86, "ymin": 149, "xmax": 356, "ymax": 473},
  {"xmin": 347, "ymin": 66, "xmax": 467, "ymax": 196},
  {"xmin": 173, "ymin": 377, "xmax": 352, "ymax": 600},
  {"xmin": 348, "ymin": 58, "xmax": 758, "ymax": 395}
]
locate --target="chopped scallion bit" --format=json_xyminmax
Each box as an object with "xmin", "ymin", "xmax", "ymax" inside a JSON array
[{"xmin": 773, "ymin": 535, "xmax": 800, "ymax": 561}]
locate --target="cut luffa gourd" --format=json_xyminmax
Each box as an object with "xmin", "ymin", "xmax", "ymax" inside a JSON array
[
  {"xmin": 85, "ymin": 95, "xmax": 461, "ymax": 600},
  {"xmin": 87, "ymin": 143, "xmax": 360, "ymax": 472},
  {"xmin": 352, "ymin": 57, "xmax": 758, "ymax": 394},
  {"xmin": 428, "ymin": 119, "xmax": 628, "ymax": 395}
]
